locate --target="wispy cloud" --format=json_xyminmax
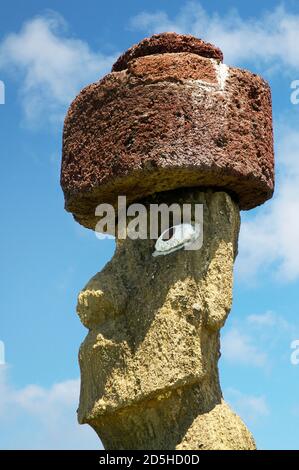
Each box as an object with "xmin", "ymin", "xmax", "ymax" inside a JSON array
[
  {"xmin": 0, "ymin": 366, "xmax": 100, "ymax": 449},
  {"xmin": 222, "ymin": 311, "xmax": 298, "ymax": 368},
  {"xmin": 130, "ymin": 1, "xmax": 299, "ymax": 72},
  {"xmin": 0, "ymin": 12, "xmax": 116, "ymax": 126},
  {"xmin": 237, "ymin": 127, "xmax": 299, "ymax": 282},
  {"xmin": 225, "ymin": 388, "xmax": 269, "ymax": 425},
  {"xmin": 222, "ymin": 328, "xmax": 267, "ymax": 367},
  {"xmin": 247, "ymin": 311, "xmax": 291, "ymax": 330}
]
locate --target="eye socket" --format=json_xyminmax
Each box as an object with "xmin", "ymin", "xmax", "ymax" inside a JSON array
[{"xmin": 152, "ymin": 223, "xmax": 200, "ymax": 257}]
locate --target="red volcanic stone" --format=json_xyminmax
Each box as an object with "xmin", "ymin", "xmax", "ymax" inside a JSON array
[
  {"xmin": 128, "ymin": 52, "xmax": 218, "ymax": 83},
  {"xmin": 112, "ymin": 32, "xmax": 223, "ymax": 72},
  {"xmin": 61, "ymin": 33, "xmax": 274, "ymax": 230}
]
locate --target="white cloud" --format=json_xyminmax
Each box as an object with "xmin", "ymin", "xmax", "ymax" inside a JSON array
[
  {"xmin": 247, "ymin": 311, "xmax": 278, "ymax": 327},
  {"xmin": 222, "ymin": 310, "xmax": 299, "ymax": 369},
  {"xmin": 222, "ymin": 328, "xmax": 267, "ymax": 367},
  {"xmin": 0, "ymin": 366, "xmax": 101, "ymax": 449},
  {"xmin": 0, "ymin": 12, "xmax": 116, "ymax": 125},
  {"xmin": 225, "ymin": 388, "xmax": 269, "ymax": 425},
  {"xmin": 247, "ymin": 311, "xmax": 291, "ymax": 331},
  {"xmin": 130, "ymin": 1, "xmax": 299, "ymax": 72},
  {"xmin": 130, "ymin": 11, "xmax": 183, "ymax": 36}
]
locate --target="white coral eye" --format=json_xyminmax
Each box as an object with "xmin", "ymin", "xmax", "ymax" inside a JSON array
[{"xmin": 152, "ymin": 223, "xmax": 200, "ymax": 257}]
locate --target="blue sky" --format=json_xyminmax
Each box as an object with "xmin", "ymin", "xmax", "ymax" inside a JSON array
[{"xmin": 0, "ymin": 0, "xmax": 299, "ymax": 450}]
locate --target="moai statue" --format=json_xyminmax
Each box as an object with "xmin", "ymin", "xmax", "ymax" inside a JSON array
[{"xmin": 61, "ymin": 33, "xmax": 274, "ymax": 450}]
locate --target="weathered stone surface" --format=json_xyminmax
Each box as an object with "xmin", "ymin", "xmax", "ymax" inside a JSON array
[
  {"xmin": 61, "ymin": 33, "xmax": 274, "ymax": 230},
  {"xmin": 112, "ymin": 32, "xmax": 224, "ymax": 71},
  {"xmin": 77, "ymin": 190, "xmax": 256, "ymax": 450}
]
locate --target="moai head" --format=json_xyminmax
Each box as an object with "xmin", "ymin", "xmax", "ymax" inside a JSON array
[{"xmin": 61, "ymin": 33, "xmax": 274, "ymax": 450}]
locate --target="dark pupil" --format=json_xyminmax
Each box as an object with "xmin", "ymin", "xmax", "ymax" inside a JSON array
[{"xmin": 162, "ymin": 227, "xmax": 175, "ymax": 241}]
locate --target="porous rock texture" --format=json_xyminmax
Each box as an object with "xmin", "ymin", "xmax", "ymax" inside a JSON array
[
  {"xmin": 61, "ymin": 32, "xmax": 274, "ymax": 230},
  {"xmin": 112, "ymin": 32, "xmax": 224, "ymax": 71},
  {"xmin": 77, "ymin": 190, "xmax": 256, "ymax": 450}
]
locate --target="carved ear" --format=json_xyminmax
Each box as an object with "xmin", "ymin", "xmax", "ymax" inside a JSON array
[{"xmin": 77, "ymin": 271, "xmax": 128, "ymax": 329}]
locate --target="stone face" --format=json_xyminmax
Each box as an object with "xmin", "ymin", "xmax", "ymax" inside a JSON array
[
  {"xmin": 61, "ymin": 33, "xmax": 274, "ymax": 230},
  {"xmin": 77, "ymin": 190, "xmax": 256, "ymax": 450}
]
